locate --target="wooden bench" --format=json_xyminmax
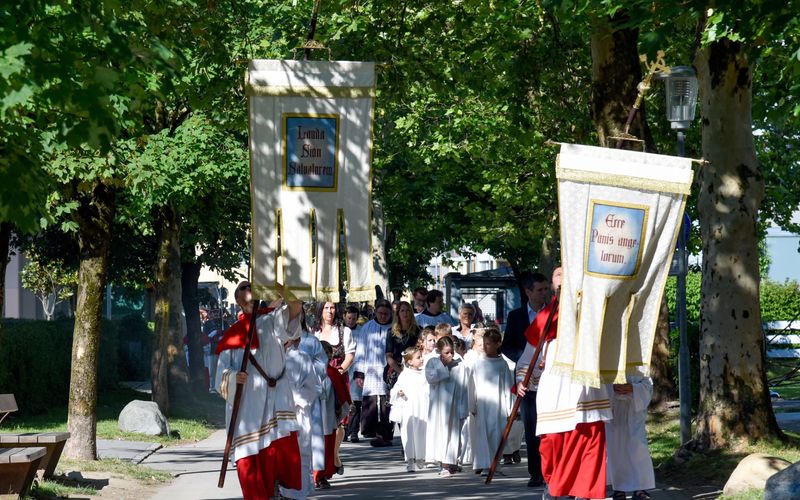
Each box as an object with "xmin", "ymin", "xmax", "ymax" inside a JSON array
[
  {"xmin": 0, "ymin": 395, "xmax": 70, "ymax": 480},
  {"xmin": 0, "ymin": 446, "xmax": 46, "ymax": 499}
]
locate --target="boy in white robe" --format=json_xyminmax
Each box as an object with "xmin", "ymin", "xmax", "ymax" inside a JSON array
[
  {"xmin": 281, "ymin": 339, "xmax": 323, "ymax": 499},
  {"xmin": 469, "ymin": 328, "xmax": 514, "ymax": 474},
  {"xmin": 389, "ymin": 347, "xmax": 428, "ymax": 472},
  {"xmin": 425, "ymin": 336, "xmax": 469, "ymax": 477},
  {"xmin": 605, "ymin": 376, "xmax": 655, "ymax": 500}
]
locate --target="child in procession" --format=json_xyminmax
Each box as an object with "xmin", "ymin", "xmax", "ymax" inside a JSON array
[
  {"xmin": 469, "ymin": 327, "xmax": 514, "ymax": 475},
  {"xmin": 425, "ymin": 336, "xmax": 469, "ymax": 477},
  {"xmin": 389, "ymin": 347, "xmax": 429, "ymax": 472}
]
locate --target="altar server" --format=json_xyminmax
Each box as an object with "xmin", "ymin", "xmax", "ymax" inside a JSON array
[
  {"xmin": 469, "ymin": 327, "xmax": 514, "ymax": 474},
  {"xmin": 606, "ymin": 376, "xmax": 655, "ymax": 500},
  {"xmin": 425, "ymin": 335, "xmax": 469, "ymax": 477},
  {"xmin": 389, "ymin": 347, "xmax": 428, "ymax": 472}
]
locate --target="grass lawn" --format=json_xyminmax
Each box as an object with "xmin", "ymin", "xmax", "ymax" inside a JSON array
[
  {"xmin": 767, "ymin": 359, "xmax": 800, "ymax": 400},
  {"xmin": 5, "ymin": 387, "xmax": 224, "ymax": 446},
  {"xmin": 649, "ymin": 406, "xmax": 800, "ymax": 494}
]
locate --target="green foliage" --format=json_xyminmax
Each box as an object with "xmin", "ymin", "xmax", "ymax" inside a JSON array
[
  {"xmin": 0, "ymin": 1, "xmax": 183, "ymax": 231},
  {"xmin": 0, "ymin": 319, "xmax": 119, "ymax": 415},
  {"xmin": 19, "ymin": 251, "xmax": 78, "ymax": 320},
  {"xmin": 761, "ymin": 280, "xmax": 800, "ymax": 322}
]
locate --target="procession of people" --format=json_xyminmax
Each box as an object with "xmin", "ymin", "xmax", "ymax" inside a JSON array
[{"xmin": 214, "ymin": 275, "xmax": 656, "ymax": 500}]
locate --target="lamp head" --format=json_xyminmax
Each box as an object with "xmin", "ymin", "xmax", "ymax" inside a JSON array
[{"xmin": 660, "ymin": 66, "xmax": 699, "ymax": 130}]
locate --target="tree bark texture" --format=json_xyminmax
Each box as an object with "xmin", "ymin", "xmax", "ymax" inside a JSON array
[
  {"xmin": 590, "ymin": 15, "xmax": 675, "ymax": 401},
  {"xmin": 694, "ymin": 39, "xmax": 781, "ymax": 449},
  {"xmin": 590, "ymin": 14, "xmax": 655, "ymax": 151},
  {"xmin": 0, "ymin": 221, "xmax": 10, "ymax": 320},
  {"xmin": 181, "ymin": 258, "xmax": 206, "ymax": 395},
  {"xmin": 151, "ymin": 205, "xmax": 189, "ymax": 415},
  {"xmin": 650, "ymin": 297, "xmax": 678, "ymax": 408},
  {"xmin": 64, "ymin": 182, "xmax": 116, "ymax": 460}
]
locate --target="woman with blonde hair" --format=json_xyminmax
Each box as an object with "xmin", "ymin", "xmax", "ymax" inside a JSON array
[{"xmin": 385, "ymin": 301, "xmax": 420, "ymax": 377}]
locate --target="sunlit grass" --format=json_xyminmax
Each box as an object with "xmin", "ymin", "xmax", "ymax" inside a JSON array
[
  {"xmin": 649, "ymin": 408, "xmax": 800, "ymax": 492},
  {"xmin": 5, "ymin": 388, "xmax": 224, "ymax": 446}
]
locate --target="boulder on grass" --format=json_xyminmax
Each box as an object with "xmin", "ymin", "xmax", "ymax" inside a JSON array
[
  {"xmin": 118, "ymin": 400, "xmax": 170, "ymax": 436},
  {"xmin": 723, "ymin": 453, "xmax": 790, "ymax": 496},
  {"xmin": 765, "ymin": 460, "xmax": 800, "ymax": 500}
]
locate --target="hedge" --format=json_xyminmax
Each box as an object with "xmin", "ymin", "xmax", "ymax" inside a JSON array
[{"xmin": 0, "ymin": 318, "xmax": 119, "ymax": 415}]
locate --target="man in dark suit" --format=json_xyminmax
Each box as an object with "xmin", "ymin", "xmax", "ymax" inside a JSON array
[
  {"xmin": 504, "ymin": 273, "xmax": 550, "ymax": 364},
  {"xmin": 503, "ymin": 272, "xmax": 550, "ymax": 487}
]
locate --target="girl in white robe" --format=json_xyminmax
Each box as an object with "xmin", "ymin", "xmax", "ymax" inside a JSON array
[
  {"xmin": 425, "ymin": 336, "xmax": 469, "ymax": 477},
  {"xmin": 390, "ymin": 347, "xmax": 428, "ymax": 472},
  {"xmin": 469, "ymin": 329, "xmax": 514, "ymax": 473},
  {"xmin": 605, "ymin": 376, "xmax": 655, "ymax": 499},
  {"xmin": 281, "ymin": 340, "xmax": 323, "ymax": 499}
]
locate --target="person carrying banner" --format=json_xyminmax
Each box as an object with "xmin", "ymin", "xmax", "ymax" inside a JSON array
[
  {"xmin": 215, "ymin": 281, "xmax": 303, "ymax": 500},
  {"xmin": 514, "ymin": 269, "xmax": 559, "ymax": 488},
  {"xmin": 531, "ymin": 265, "xmax": 612, "ymax": 500}
]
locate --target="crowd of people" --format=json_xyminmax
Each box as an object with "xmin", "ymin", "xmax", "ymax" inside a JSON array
[{"xmin": 213, "ymin": 274, "xmax": 655, "ymax": 500}]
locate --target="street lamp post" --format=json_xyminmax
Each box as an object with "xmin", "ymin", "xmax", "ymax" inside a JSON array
[{"xmin": 661, "ymin": 65, "xmax": 698, "ymax": 446}]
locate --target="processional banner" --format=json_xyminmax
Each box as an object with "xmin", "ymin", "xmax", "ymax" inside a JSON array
[
  {"xmin": 248, "ymin": 60, "xmax": 379, "ymax": 302},
  {"xmin": 553, "ymin": 143, "xmax": 694, "ymax": 388}
]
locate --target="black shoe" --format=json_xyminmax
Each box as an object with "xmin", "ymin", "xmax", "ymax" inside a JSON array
[
  {"xmin": 512, "ymin": 450, "xmax": 522, "ymax": 463},
  {"xmin": 502, "ymin": 454, "xmax": 514, "ymax": 465},
  {"xmin": 370, "ymin": 437, "xmax": 392, "ymax": 447},
  {"xmin": 350, "ymin": 435, "xmax": 360, "ymax": 443},
  {"xmin": 314, "ymin": 478, "xmax": 331, "ymax": 490},
  {"xmin": 528, "ymin": 476, "xmax": 545, "ymax": 488}
]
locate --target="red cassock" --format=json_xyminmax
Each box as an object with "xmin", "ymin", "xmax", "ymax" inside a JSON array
[{"xmin": 530, "ymin": 296, "xmax": 607, "ymax": 500}]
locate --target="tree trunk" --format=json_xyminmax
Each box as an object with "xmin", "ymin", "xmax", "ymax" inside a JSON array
[
  {"xmin": 590, "ymin": 15, "xmax": 675, "ymax": 402},
  {"xmin": 151, "ymin": 205, "xmax": 189, "ymax": 415},
  {"xmin": 64, "ymin": 182, "xmax": 116, "ymax": 460},
  {"xmin": 181, "ymin": 257, "xmax": 206, "ymax": 396},
  {"xmin": 590, "ymin": 13, "xmax": 655, "ymax": 152},
  {"xmin": 650, "ymin": 297, "xmax": 678, "ymax": 408},
  {"xmin": 693, "ymin": 39, "xmax": 781, "ymax": 449},
  {"xmin": 0, "ymin": 222, "xmax": 10, "ymax": 319}
]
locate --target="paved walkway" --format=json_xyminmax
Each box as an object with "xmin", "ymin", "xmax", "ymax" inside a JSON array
[{"xmin": 138, "ymin": 430, "xmax": 718, "ymax": 500}]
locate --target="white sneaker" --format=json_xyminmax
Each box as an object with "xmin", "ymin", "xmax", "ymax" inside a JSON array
[
  {"xmin": 406, "ymin": 460, "xmax": 415, "ymax": 472},
  {"xmin": 438, "ymin": 469, "xmax": 452, "ymax": 478},
  {"xmin": 415, "ymin": 459, "xmax": 425, "ymax": 470}
]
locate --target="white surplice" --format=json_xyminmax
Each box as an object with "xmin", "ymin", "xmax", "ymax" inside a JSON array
[
  {"xmin": 469, "ymin": 356, "xmax": 514, "ymax": 470},
  {"xmin": 215, "ymin": 305, "xmax": 300, "ymax": 462},
  {"xmin": 425, "ymin": 357, "xmax": 469, "ymax": 465},
  {"xmin": 605, "ymin": 376, "xmax": 655, "ymax": 492},
  {"xmin": 389, "ymin": 367, "xmax": 428, "ymax": 462},
  {"xmin": 298, "ymin": 330, "xmax": 329, "ymax": 471},
  {"xmin": 353, "ymin": 319, "xmax": 391, "ymax": 397},
  {"xmin": 281, "ymin": 346, "xmax": 323, "ymax": 499}
]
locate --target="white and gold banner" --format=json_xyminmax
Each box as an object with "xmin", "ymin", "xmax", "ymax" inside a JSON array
[
  {"xmin": 553, "ymin": 143, "xmax": 693, "ymax": 388},
  {"xmin": 248, "ymin": 60, "xmax": 381, "ymax": 302}
]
